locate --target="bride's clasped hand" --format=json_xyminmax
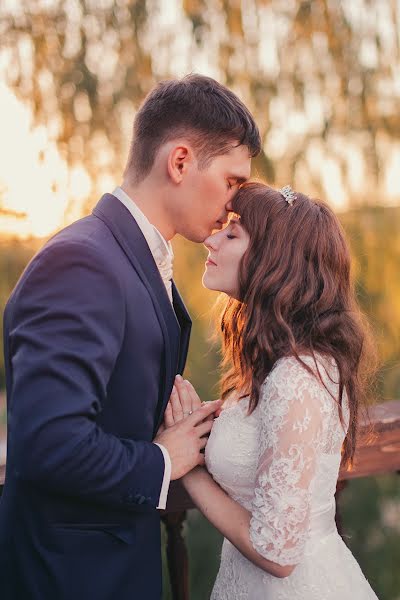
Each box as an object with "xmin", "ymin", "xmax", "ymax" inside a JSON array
[{"xmin": 162, "ymin": 374, "xmax": 298, "ymax": 580}]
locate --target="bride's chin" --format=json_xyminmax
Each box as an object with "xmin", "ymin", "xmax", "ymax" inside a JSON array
[{"xmin": 202, "ymin": 273, "xmax": 221, "ymax": 293}]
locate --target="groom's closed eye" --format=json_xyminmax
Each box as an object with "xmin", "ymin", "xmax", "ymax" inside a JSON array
[
  {"xmin": 227, "ymin": 172, "xmax": 247, "ymax": 183},
  {"xmin": 227, "ymin": 176, "xmax": 246, "ymax": 188}
]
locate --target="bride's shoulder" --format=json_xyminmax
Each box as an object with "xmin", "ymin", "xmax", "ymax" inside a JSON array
[{"xmin": 264, "ymin": 353, "xmax": 338, "ymax": 390}]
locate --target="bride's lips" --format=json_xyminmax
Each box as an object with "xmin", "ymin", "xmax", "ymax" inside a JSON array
[{"xmin": 206, "ymin": 257, "xmax": 217, "ymax": 267}]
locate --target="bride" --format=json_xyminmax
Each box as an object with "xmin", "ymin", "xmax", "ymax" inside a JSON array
[{"xmin": 159, "ymin": 182, "xmax": 379, "ymax": 599}]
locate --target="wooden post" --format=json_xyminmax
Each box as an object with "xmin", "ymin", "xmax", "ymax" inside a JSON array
[{"xmin": 162, "ymin": 511, "xmax": 189, "ymax": 600}]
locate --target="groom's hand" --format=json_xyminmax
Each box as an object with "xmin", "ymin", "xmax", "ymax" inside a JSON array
[{"xmin": 154, "ymin": 399, "xmax": 222, "ymax": 480}]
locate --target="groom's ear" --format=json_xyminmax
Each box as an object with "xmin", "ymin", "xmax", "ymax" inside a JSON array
[{"xmin": 167, "ymin": 144, "xmax": 193, "ymax": 184}]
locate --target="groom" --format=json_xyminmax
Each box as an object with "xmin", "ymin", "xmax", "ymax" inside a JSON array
[{"xmin": 0, "ymin": 74, "xmax": 260, "ymax": 599}]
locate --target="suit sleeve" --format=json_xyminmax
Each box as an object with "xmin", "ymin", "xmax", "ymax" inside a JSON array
[{"xmin": 8, "ymin": 240, "xmax": 165, "ymax": 512}]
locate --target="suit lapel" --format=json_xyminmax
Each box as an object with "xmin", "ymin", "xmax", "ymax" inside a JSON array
[
  {"xmin": 93, "ymin": 194, "xmax": 181, "ymax": 432},
  {"xmin": 152, "ymin": 284, "xmax": 192, "ymax": 434},
  {"xmin": 172, "ymin": 282, "xmax": 192, "ymax": 376}
]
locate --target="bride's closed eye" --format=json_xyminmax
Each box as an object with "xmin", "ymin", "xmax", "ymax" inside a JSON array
[{"xmin": 226, "ymin": 233, "xmax": 236, "ymax": 239}]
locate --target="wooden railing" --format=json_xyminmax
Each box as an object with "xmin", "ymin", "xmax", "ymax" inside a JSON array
[{"xmin": 1, "ymin": 400, "xmax": 400, "ymax": 599}]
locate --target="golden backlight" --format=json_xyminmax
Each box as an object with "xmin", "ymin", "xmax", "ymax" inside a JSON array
[
  {"xmin": 1, "ymin": 79, "xmax": 399, "ymax": 241},
  {"xmin": 0, "ymin": 83, "xmax": 91, "ymax": 239}
]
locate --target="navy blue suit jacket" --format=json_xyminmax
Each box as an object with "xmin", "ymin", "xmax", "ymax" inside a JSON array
[{"xmin": 0, "ymin": 194, "xmax": 191, "ymax": 599}]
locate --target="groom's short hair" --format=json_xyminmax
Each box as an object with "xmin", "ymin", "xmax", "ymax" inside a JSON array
[{"xmin": 125, "ymin": 74, "xmax": 261, "ymax": 183}]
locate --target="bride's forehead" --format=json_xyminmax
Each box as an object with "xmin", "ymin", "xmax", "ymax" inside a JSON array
[{"xmin": 228, "ymin": 213, "xmax": 241, "ymax": 225}]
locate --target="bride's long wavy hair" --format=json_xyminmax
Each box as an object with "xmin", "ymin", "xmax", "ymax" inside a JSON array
[{"xmin": 220, "ymin": 182, "xmax": 376, "ymax": 468}]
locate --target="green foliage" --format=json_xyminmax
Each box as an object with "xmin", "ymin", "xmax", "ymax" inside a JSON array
[
  {"xmin": 341, "ymin": 207, "xmax": 400, "ymax": 401},
  {"xmin": 338, "ymin": 475, "xmax": 400, "ymax": 600}
]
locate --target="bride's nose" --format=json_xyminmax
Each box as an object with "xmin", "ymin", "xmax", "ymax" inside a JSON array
[{"xmin": 204, "ymin": 232, "xmax": 219, "ymax": 251}]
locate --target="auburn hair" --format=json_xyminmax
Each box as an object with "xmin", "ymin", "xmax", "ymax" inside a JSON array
[{"xmin": 220, "ymin": 182, "xmax": 376, "ymax": 468}]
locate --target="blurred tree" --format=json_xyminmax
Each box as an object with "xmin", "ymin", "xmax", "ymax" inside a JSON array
[
  {"xmin": 339, "ymin": 474, "xmax": 400, "ymax": 600},
  {"xmin": 341, "ymin": 206, "xmax": 400, "ymax": 401},
  {"xmin": 1, "ymin": 0, "xmax": 400, "ymax": 209}
]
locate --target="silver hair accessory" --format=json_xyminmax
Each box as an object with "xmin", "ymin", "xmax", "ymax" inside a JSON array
[{"xmin": 279, "ymin": 185, "xmax": 297, "ymax": 206}]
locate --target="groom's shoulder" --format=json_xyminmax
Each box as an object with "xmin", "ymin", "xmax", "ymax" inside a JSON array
[
  {"xmin": 17, "ymin": 215, "xmax": 120, "ymax": 286},
  {"xmin": 35, "ymin": 213, "xmax": 118, "ymax": 264},
  {"xmin": 48, "ymin": 213, "xmax": 112, "ymax": 250}
]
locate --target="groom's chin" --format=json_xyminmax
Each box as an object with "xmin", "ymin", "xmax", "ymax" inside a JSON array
[{"xmin": 179, "ymin": 228, "xmax": 209, "ymax": 244}]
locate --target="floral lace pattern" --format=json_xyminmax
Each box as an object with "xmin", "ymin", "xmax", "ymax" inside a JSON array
[
  {"xmin": 250, "ymin": 356, "xmax": 341, "ymax": 565},
  {"xmin": 205, "ymin": 355, "xmax": 379, "ymax": 599}
]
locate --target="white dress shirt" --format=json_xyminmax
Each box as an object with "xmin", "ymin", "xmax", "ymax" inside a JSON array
[{"xmin": 113, "ymin": 186, "xmax": 173, "ymax": 510}]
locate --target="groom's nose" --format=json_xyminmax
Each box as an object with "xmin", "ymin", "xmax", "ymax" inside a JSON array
[{"xmin": 225, "ymin": 199, "xmax": 233, "ymax": 212}]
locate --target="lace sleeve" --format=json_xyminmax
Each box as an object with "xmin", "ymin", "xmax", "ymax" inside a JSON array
[{"xmin": 249, "ymin": 357, "xmax": 327, "ymax": 567}]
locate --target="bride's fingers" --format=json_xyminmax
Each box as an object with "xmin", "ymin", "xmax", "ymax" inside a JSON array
[
  {"xmin": 164, "ymin": 402, "xmax": 175, "ymax": 428},
  {"xmin": 198, "ymin": 437, "xmax": 209, "ymax": 451},
  {"xmin": 185, "ymin": 380, "xmax": 202, "ymax": 409},
  {"xmin": 196, "ymin": 419, "xmax": 214, "ymax": 438},
  {"xmin": 175, "ymin": 375, "xmax": 193, "ymax": 417},
  {"xmin": 170, "ymin": 385, "xmax": 184, "ymax": 422}
]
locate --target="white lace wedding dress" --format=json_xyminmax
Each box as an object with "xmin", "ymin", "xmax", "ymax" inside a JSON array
[{"xmin": 205, "ymin": 355, "xmax": 379, "ymax": 599}]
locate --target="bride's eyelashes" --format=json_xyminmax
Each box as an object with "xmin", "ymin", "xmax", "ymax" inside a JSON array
[{"xmin": 226, "ymin": 234, "xmax": 236, "ymax": 239}]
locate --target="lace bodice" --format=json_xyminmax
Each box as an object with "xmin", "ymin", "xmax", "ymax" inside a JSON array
[
  {"xmin": 205, "ymin": 355, "xmax": 378, "ymax": 599},
  {"xmin": 205, "ymin": 356, "xmax": 377, "ymax": 600},
  {"xmin": 206, "ymin": 355, "xmax": 348, "ymax": 565}
]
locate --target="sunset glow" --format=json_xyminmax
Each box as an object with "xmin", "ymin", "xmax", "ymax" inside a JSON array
[
  {"xmin": 1, "ymin": 81, "xmax": 400, "ymax": 239},
  {"xmin": 0, "ymin": 84, "xmax": 69, "ymax": 237},
  {"xmin": 0, "ymin": 84, "xmax": 95, "ymax": 238}
]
